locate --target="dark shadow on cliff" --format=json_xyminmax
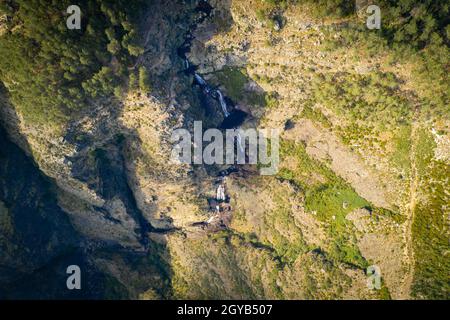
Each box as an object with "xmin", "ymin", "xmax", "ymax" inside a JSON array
[
  {"xmin": 0, "ymin": 0, "xmax": 250, "ymax": 299},
  {"xmin": 60, "ymin": 0, "xmax": 209, "ymax": 300},
  {"xmin": 63, "ymin": 100, "xmax": 175, "ymax": 299},
  {"xmin": 0, "ymin": 89, "xmax": 130, "ymax": 299}
]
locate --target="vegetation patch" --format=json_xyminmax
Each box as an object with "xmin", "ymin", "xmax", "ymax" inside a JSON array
[
  {"xmin": 214, "ymin": 67, "xmax": 249, "ymax": 102},
  {"xmin": 277, "ymin": 140, "xmax": 371, "ymax": 269},
  {"xmin": 214, "ymin": 66, "xmax": 274, "ymax": 108},
  {"xmin": 390, "ymin": 125, "xmax": 412, "ymax": 177},
  {"xmin": 0, "ymin": 0, "xmax": 148, "ymax": 125},
  {"xmin": 411, "ymin": 130, "xmax": 449, "ymax": 299},
  {"xmin": 300, "ymin": 104, "xmax": 332, "ymax": 128}
]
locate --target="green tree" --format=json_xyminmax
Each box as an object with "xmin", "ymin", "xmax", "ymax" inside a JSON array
[{"xmin": 138, "ymin": 67, "xmax": 151, "ymax": 92}]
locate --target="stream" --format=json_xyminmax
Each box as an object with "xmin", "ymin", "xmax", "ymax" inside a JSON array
[
  {"xmin": 178, "ymin": 0, "xmax": 248, "ymax": 228},
  {"xmin": 179, "ymin": 0, "xmax": 247, "ymax": 166}
]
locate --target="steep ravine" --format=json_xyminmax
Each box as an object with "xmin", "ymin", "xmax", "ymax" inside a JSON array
[
  {"xmin": 2, "ymin": 0, "xmax": 442, "ymax": 300},
  {"xmin": 0, "ymin": 119, "xmax": 175, "ymax": 299},
  {"xmin": 0, "ymin": 0, "xmax": 239, "ymax": 299},
  {"xmin": 177, "ymin": 0, "xmax": 250, "ymax": 230},
  {"xmin": 0, "ymin": 0, "xmax": 200, "ymax": 298},
  {"xmin": 0, "ymin": 126, "xmax": 119, "ymax": 299}
]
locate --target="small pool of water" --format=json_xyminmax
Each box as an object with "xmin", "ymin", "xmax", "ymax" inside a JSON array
[{"xmin": 220, "ymin": 110, "xmax": 248, "ymax": 129}]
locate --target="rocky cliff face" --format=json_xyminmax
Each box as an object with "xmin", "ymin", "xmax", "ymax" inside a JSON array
[
  {"xmin": 0, "ymin": 0, "xmax": 448, "ymax": 299},
  {"xmin": 0, "ymin": 0, "xmax": 194, "ymax": 299}
]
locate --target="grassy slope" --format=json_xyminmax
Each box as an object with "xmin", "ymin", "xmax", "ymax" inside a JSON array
[{"xmin": 170, "ymin": 0, "xmax": 448, "ymax": 299}]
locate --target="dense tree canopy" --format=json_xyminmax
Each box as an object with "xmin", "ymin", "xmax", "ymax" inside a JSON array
[{"xmin": 0, "ymin": 0, "xmax": 147, "ymax": 124}]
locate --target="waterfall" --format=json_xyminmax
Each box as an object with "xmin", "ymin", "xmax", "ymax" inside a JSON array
[
  {"xmin": 182, "ymin": 1, "xmax": 240, "ymax": 230},
  {"xmin": 194, "ymin": 73, "xmax": 205, "ymax": 85},
  {"xmin": 194, "ymin": 73, "xmax": 210, "ymax": 93},
  {"xmin": 216, "ymin": 90, "xmax": 230, "ymax": 118},
  {"xmin": 193, "ymin": 74, "xmax": 232, "ymax": 119}
]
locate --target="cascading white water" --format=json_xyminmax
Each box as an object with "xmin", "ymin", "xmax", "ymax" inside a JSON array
[
  {"xmin": 194, "ymin": 73, "xmax": 245, "ymax": 157},
  {"xmin": 183, "ymin": 1, "xmax": 240, "ymax": 229},
  {"xmin": 194, "ymin": 73, "xmax": 210, "ymax": 93},
  {"xmin": 216, "ymin": 90, "xmax": 230, "ymax": 118},
  {"xmin": 216, "ymin": 90, "xmax": 244, "ymax": 154}
]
